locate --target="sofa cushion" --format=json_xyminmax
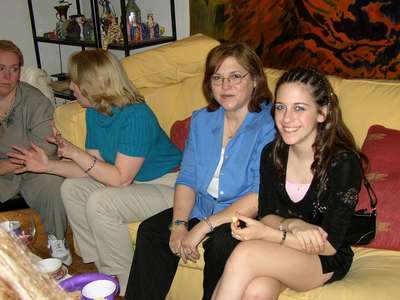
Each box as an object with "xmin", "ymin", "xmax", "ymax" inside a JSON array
[
  {"xmin": 170, "ymin": 117, "xmax": 191, "ymax": 152},
  {"xmin": 121, "ymin": 34, "xmax": 220, "ymax": 89},
  {"xmin": 20, "ymin": 66, "xmax": 54, "ymax": 102},
  {"xmin": 339, "ymin": 79, "xmax": 400, "ymax": 147},
  {"xmin": 54, "ymin": 101, "xmax": 86, "ymax": 150},
  {"xmin": 357, "ymin": 125, "xmax": 400, "ymax": 250},
  {"xmin": 140, "ymin": 74, "xmax": 206, "ymax": 135},
  {"xmin": 279, "ymin": 247, "xmax": 400, "ymax": 300}
]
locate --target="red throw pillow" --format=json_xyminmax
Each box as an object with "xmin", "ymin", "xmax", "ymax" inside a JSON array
[
  {"xmin": 170, "ymin": 117, "xmax": 191, "ymax": 152},
  {"xmin": 356, "ymin": 125, "xmax": 400, "ymax": 250}
]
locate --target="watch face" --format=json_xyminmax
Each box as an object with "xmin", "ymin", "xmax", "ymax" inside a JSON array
[{"xmin": 169, "ymin": 219, "xmax": 188, "ymax": 231}]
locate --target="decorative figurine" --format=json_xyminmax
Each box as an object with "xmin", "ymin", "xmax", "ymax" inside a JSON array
[
  {"xmin": 99, "ymin": 0, "xmax": 117, "ymax": 36},
  {"xmin": 145, "ymin": 13, "xmax": 160, "ymax": 40},
  {"xmin": 83, "ymin": 19, "xmax": 95, "ymax": 42},
  {"xmin": 66, "ymin": 15, "xmax": 81, "ymax": 40},
  {"xmin": 54, "ymin": 0, "xmax": 71, "ymax": 39},
  {"xmin": 127, "ymin": 12, "xmax": 142, "ymax": 42},
  {"xmin": 102, "ymin": 17, "xmax": 123, "ymax": 50}
]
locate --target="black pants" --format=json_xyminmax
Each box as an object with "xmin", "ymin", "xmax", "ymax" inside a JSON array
[{"xmin": 125, "ymin": 208, "xmax": 240, "ymax": 300}]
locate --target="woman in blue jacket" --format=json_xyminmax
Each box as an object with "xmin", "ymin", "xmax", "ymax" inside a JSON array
[{"xmin": 126, "ymin": 42, "xmax": 276, "ymax": 300}]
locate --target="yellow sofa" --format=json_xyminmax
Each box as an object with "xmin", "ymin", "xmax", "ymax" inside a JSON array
[{"xmin": 54, "ymin": 34, "xmax": 400, "ymax": 300}]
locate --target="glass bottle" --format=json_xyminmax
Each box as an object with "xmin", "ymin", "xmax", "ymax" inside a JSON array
[{"xmin": 126, "ymin": 0, "xmax": 141, "ymax": 24}]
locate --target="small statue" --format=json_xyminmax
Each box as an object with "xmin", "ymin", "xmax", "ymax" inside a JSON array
[
  {"xmin": 145, "ymin": 13, "xmax": 160, "ymax": 40},
  {"xmin": 102, "ymin": 17, "xmax": 123, "ymax": 50},
  {"xmin": 127, "ymin": 12, "xmax": 142, "ymax": 42},
  {"xmin": 99, "ymin": 0, "xmax": 116, "ymax": 35},
  {"xmin": 83, "ymin": 19, "xmax": 95, "ymax": 42},
  {"xmin": 65, "ymin": 15, "xmax": 81, "ymax": 40}
]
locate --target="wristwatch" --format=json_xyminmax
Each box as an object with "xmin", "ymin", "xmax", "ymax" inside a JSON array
[{"xmin": 169, "ymin": 219, "xmax": 189, "ymax": 230}]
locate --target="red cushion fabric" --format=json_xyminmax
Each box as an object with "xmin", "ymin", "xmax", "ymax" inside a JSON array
[
  {"xmin": 356, "ymin": 125, "xmax": 400, "ymax": 250},
  {"xmin": 170, "ymin": 117, "xmax": 191, "ymax": 152}
]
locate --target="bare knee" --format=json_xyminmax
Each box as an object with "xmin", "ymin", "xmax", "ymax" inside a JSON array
[
  {"xmin": 243, "ymin": 277, "xmax": 280, "ymax": 300},
  {"xmin": 224, "ymin": 241, "xmax": 255, "ymax": 274}
]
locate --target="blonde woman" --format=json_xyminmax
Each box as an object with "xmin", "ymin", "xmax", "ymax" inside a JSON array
[
  {"xmin": 9, "ymin": 49, "xmax": 182, "ymax": 295},
  {"xmin": 0, "ymin": 227, "xmax": 78, "ymax": 300}
]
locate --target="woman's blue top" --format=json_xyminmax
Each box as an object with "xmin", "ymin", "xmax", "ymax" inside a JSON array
[
  {"xmin": 176, "ymin": 103, "xmax": 276, "ymax": 220},
  {"xmin": 85, "ymin": 103, "xmax": 182, "ymax": 181}
]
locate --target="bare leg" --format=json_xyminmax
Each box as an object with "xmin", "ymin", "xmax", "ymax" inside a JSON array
[
  {"xmin": 213, "ymin": 240, "xmax": 333, "ymax": 300},
  {"xmin": 242, "ymin": 277, "xmax": 281, "ymax": 300}
]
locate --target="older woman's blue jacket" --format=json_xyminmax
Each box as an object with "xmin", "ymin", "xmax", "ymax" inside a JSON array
[{"xmin": 175, "ymin": 102, "xmax": 276, "ymax": 220}]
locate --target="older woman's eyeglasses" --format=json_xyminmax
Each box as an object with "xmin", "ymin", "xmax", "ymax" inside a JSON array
[
  {"xmin": 0, "ymin": 65, "xmax": 20, "ymax": 75},
  {"xmin": 211, "ymin": 73, "xmax": 249, "ymax": 86}
]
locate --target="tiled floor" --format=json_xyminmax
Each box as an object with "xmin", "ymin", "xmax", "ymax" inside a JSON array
[{"xmin": 0, "ymin": 208, "xmax": 124, "ymax": 299}]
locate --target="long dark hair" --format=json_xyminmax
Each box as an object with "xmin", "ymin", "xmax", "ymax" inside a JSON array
[{"xmin": 271, "ymin": 68, "xmax": 367, "ymax": 190}]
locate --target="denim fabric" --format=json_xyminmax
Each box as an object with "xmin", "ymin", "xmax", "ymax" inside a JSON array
[{"xmin": 176, "ymin": 103, "xmax": 276, "ymax": 220}]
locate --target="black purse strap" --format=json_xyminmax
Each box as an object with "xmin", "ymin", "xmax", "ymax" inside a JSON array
[{"xmin": 363, "ymin": 176, "xmax": 378, "ymax": 211}]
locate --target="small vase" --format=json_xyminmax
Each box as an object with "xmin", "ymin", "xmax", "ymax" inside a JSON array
[{"xmin": 126, "ymin": 0, "xmax": 141, "ymax": 24}]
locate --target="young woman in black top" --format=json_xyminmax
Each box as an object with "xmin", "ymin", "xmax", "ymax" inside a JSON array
[{"xmin": 212, "ymin": 68, "xmax": 366, "ymax": 300}]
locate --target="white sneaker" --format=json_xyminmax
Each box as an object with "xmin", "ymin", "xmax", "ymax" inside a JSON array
[{"xmin": 47, "ymin": 234, "xmax": 72, "ymax": 266}]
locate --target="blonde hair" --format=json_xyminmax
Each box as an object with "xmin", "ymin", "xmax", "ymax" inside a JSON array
[
  {"xmin": 0, "ymin": 227, "xmax": 76, "ymax": 300},
  {"xmin": 68, "ymin": 49, "xmax": 144, "ymax": 115}
]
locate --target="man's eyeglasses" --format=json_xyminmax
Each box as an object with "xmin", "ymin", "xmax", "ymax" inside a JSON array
[
  {"xmin": 211, "ymin": 73, "xmax": 249, "ymax": 86},
  {"xmin": 0, "ymin": 66, "xmax": 20, "ymax": 75}
]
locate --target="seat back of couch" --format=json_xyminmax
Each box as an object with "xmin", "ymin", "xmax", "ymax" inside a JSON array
[
  {"xmin": 121, "ymin": 34, "xmax": 220, "ymax": 136},
  {"xmin": 54, "ymin": 34, "xmax": 400, "ymax": 150}
]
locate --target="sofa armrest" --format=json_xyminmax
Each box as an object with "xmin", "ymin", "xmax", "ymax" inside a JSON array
[{"xmin": 54, "ymin": 101, "xmax": 86, "ymax": 149}]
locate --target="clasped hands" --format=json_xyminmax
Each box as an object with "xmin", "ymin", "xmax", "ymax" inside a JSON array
[
  {"xmin": 169, "ymin": 221, "xmax": 210, "ymax": 264},
  {"xmin": 231, "ymin": 214, "xmax": 328, "ymax": 254}
]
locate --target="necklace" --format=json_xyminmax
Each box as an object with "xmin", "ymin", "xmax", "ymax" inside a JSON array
[
  {"xmin": 0, "ymin": 94, "xmax": 16, "ymax": 124},
  {"xmin": 225, "ymin": 118, "xmax": 239, "ymax": 140}
]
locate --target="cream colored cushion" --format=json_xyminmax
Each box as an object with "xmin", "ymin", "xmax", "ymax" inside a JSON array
[
  {"xmin": 20, "ymin": 66, "xmax": 55, "ymax": 103},
  {"xmin": 279, "ymin": 248, "xmax": 400, "ymax": 300},
  {"xmin": 121, "ymin": 33, "xmax": 219, "ymax": 89},
  {"xmin": 339, "ymin": 79, "xmax": 400, "ymax": 146},
  {"xmin": 54, "ymin": 101, "xmax": 86, "ymax": 149}
]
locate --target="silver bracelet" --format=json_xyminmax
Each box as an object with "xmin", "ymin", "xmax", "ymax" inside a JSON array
[
  {"xmin": 84, "ymin": 156, "xmax": 97, "ymax": 174},
  {"xmin": 278, "ymin": 218, "xmax": 286, "ymax": 231},
  {"xmin": 204, "ymin": 216, "xmax": 214, "ymax": 232}
]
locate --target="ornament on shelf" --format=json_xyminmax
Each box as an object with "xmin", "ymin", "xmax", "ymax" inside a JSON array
[
  {"xmin": 83, "ymin": 19, "xmax": 95, "ymax": 42},
  {"xmin": 99, "ymin": 0, "xmax": 117, "ymax": 36},
  {"xmin": 126, "ymin": 0, "xmax": 146, "ymax": 42},
  {"xmin": 126, "ymin": 0, "xmax": 141, "ymax": 24},
  {"xmin": 54, "ymin": 0, "xmax": 71, "ymax": 39},
  {"xmin": 102, "ymin": 17, "xmax": 123, "ymax": 50},
  {"xmin": 144, "ymin": 13, "xmax": 160, "ymax": 40},
  {"xmin": 65, "ymin": 15, "xmax": 81, "ymax": 40}
]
